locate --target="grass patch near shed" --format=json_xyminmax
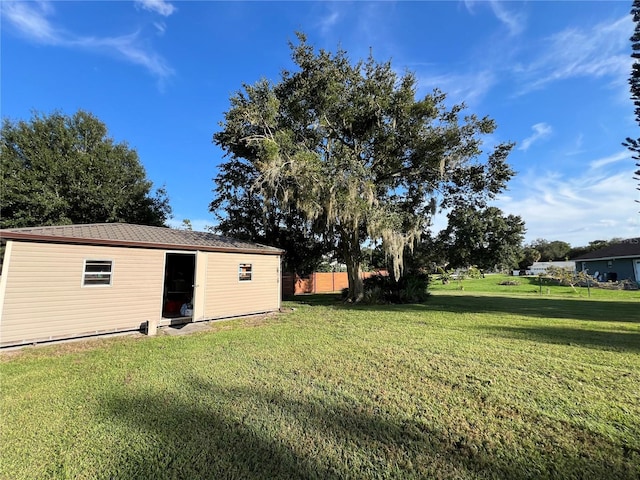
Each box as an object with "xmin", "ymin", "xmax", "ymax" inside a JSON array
[{"xmin": 1, "ymin": 292, "xmax": 639, "ymax": 479}]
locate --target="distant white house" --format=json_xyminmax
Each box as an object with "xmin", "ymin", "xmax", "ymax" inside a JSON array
[{"xmin": 513, "ymin": 261, "xmax": 575, "ymax": 276}]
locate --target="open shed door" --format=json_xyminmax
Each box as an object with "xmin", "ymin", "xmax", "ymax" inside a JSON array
[
  {"xmin": 192, "ymin": 251, "xmax": 207, "ymax": 321},
  {"xmin": 162, "ymin": 253, "xmax": 195, "ymax": 319}
]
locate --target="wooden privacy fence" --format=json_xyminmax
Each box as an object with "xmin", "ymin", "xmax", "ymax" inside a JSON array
[{"xmin": 282, "ymin": 271, "xmax": 387, "ymax": 296}]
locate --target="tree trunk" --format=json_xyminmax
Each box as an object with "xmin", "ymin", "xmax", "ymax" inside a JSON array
[
  {"xmin": 342, "ymin": 228, "xmax": 364, "ymax": 302},
  {"xmin": 346, "ymin": 255, "xmax": 364, "ymax": 302}
]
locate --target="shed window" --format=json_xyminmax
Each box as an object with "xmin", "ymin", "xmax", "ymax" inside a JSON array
[
  {"xmin": 83, "ymin": 260, "xmax": 113, "ymax": 286},
  {"xmin": 239, "ymin": 263, "xmax": 252, "ymax": 281}
]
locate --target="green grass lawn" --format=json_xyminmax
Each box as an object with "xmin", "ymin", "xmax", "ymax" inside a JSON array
[
  {"xmin": 429, "ymin": 273, "xmax": 640, "ymax": 300},
  {"xmin": 1, "ymin": 287, "xmax": 639, "ymax": 479}
]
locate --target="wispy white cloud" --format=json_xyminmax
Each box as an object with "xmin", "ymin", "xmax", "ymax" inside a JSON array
[
  {"xmin": 519, "ymin": 122, "xmax": 552, "ymax": 151},
  {"xmin": 1, "ymin": 0, "xmax": 174, "ymax": 82},
  {"xmin": 94, "ymin": 34, "xmax": 174, "ymax": 80},
  {"xmin": 134, "ymin": 0, "xmax": 176, "ymax": 17},
  {"xmin": 2, "ymin": 0, "xmax": 60, "ymax": 43},
  {"xmin": 589, "ymin": 150, "xmax": 631, "ymax": 170},
  {"xmin": 516, "ymin": 15, "xmax": 632, "ymax": 95},
  {"xmin": 153, "ymin": 21, "xmax": 167, "ymax": 36},
  {"xmin": 496, "ymin": 151, "xmax": 640, "ymax": 245},
  {"xmin": 317, "ymin": 9, "xmax": 340, "ymax": 35},
  {"xmin": 488, "ymin": 1, "xmax": 525, "ymax": 36},
  {"xmin": 464, "ymin": 0, "xmax": 526, "ymax": 36},
  {"xmin": 417, "ymin": 70, "xmax": 497, "ymax": 106},
  {"xmin": 310, "ymin": 3, "xmax": 402, "ymax": 64},
  {"xmin": 564, "ymin": 133, "xmax": 585, "ymax": 156}
]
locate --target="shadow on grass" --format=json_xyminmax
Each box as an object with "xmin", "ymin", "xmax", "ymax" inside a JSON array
[
  {"xmin": 98, "ymin": 377, "xmax": 638, "ymax": 480},
  {"xmin": 483, "ymin": 325, "xmax": 640, "ymax": 353},
  {"xmin": 283, "ymin": 293, "xmax": 343, "ymax": 306},
  {"xmin": 425, "ymin": 294, "xmax": 640, "ymax": 323},
  {"xmin": 287, "ymin": 293, "xmax": 639, "ymax": 324}
]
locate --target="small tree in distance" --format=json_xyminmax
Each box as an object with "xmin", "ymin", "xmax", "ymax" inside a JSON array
[
  {"xmin": 546, "ymin": 266, "xmax": 593, "ymax": 296},
  {"xmin": 437, "ymin": 206, "xmax": 525, "ymax": 272},
  {"xmin": 518, "ymin": 246, "xmax": 541, "ymax": 270},
  {"xmin": 528, "ymin": 239, "xmax": 571, "ymax": 262}
]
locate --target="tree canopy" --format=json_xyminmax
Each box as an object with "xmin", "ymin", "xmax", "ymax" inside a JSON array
[
  {"xmin": 624, "ymin": 0, "xmax": 640, "ymax": 209},
  {"xmin": 527, "ymin": 239, "xmax": 571, "ymax": 262},
  {"xmin": 567, "ymin": 238, "xmax": 624, "ymax": 259},
  {"xmin": 438, "ymin": 206, "xmax": 525, "ymax": 271},
  {"xmin": 210, "ymin": 157, "xmax": 329, "ymax": 274},
  {"xmin": 1, "ymin": 110, "xmax": 171, "ymax": 228},
  {"xmin": 213, "ymin": 33, "xmax": 515, "ymax": 300},
  {"xmin": 518, "ymin": 246, "xmax": 541, "ymax": 270}
]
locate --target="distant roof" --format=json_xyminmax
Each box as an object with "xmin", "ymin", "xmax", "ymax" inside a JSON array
[
  {"xmin": 530, "ymin": 261, "xmax": 575, "ymax": 267},
  {"xmin": 573, "ymin": 238, "xmax": 640, "ymax": 261},
  {"xmin": 0, "ymin": 223, "xmax": 284, "ymax": 255}
]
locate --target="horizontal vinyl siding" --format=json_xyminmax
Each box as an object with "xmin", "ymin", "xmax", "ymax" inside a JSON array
[
  {"xmin": 1, "ymin": 241, "xmax": 164, "ymax": 346},
  {"xmin": 203, "ymin": 253, "xmax": 280, "ymax": 319},
  {"xmin": 579, "ymin": 259, "xmax": 636, "ymax": 281}
]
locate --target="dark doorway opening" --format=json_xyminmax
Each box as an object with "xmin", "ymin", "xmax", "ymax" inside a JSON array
[{"xmin": 163, "ymin": 253, "xmax": 195, "ymax": 318}]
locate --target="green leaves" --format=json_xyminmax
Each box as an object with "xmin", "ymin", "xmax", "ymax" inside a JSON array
[
  {"xmin": 213, "ymin": 33, "xmax": 515, "ymax": 298},
  {"xmin": 1, "ymin": 110, "xmax": 171, "ymax": 228},
  {"xmin": 438, "ymin": 206, "xmax": 526, "ymax": 271}
]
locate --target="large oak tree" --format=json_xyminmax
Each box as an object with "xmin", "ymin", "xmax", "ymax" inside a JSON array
[
  {"xmin": 1, "ymin": 110, "xmax": 171, "ymax": 228},
  {"xmin": 214, "ymin": 33, "xmax": 515, "ymax": 301}
]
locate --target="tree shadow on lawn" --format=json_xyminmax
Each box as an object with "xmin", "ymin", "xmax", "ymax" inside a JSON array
[
  {"xmin": 421, "ymin": 295, "xmax": 640, "ymax": 323},
  {"xmin": 284, "ymin": 293, "xmax": 344, "ymax": 306},
  {"xmin": 97, "ymin": 376, "xmax": 637, "ymax": 480},
  {"xmin": 292, "ymin": 294, "xmax": 639, "ymax": 324},
  {"xmin": 481, "ymin": 325, "xmax": 640, "ymax": 353}
]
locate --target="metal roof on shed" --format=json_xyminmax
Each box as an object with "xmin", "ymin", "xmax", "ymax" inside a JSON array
[{"xmin": 0, "ymin": 223, "xmax": 284, "ymax": 255}]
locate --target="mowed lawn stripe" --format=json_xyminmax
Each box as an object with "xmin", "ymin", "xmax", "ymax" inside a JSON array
[{"xmin": 1, "ymin": 290, "xmax": 638, "ymax": 479}]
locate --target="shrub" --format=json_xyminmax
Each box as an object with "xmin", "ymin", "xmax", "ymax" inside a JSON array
[
  {"xmin": 362, "ymin": 273, "xmax": 430, "ymax": 304},
  {"xmin": 363, "ymin": 285, "xmax": 384, "ymax": 304}
]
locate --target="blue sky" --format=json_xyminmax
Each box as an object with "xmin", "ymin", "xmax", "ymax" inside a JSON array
[{"xmin": 2, "ymin": 0, "xmax": 639, "ymax": 247}]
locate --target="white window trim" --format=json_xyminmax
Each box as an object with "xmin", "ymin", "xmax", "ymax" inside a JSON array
[
  {"xmin": 82, "ymin": 259, "xmax": 114, "ymax": 287},
  {"xmin": 239, "ymin": 263, "xmax": 252, "ymax": 282}
]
